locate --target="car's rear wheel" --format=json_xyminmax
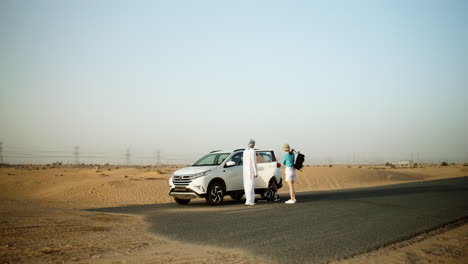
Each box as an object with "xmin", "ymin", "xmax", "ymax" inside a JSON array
[
  {"xmin": 230, "ymin": 192, "xmax": 243, "ymax": 201},
  {"xmin": 174, "ymin": 198, "xmax": 191, "ymax": 205},
  {"xmin": 206, "ymin": 182, "xmax": 225, "ymax": 206}
]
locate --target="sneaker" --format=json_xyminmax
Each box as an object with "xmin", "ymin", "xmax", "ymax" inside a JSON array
[
  {"xmin": 244, "ymin": 203, "xmax": 256, "ymax": 206},
  {"xmin": 274, "ymin": 195, "xmax": 280, "ymax": 202},
  {"xmin": 285, "ymin": 199, "xmax": 296, "ymax": 204}
]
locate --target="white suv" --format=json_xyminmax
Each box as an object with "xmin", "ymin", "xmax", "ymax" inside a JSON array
[{"xmin": 169, "ymin": 149, "xmax": 283, "ymax": 205}]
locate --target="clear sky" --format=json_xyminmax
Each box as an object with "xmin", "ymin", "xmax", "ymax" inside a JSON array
[{"xmin": 1, "ymin": 0, "xmax": 467, "ymax": 164}]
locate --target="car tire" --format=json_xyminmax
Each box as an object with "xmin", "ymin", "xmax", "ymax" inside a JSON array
[
  {"xmin": 174, "ymin": 198, "xmax": 191, "ymax": 205},
  {"xmin": 206, "ymin": 182, "xmax": 225, "ymax": 206},
  {"xmin": 230, "ymin": 192, "xmax": 243, "ymax": 201}
]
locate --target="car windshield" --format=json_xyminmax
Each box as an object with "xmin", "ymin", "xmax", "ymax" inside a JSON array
[{"xmin": 193, "ymin": 153, "xmax": 230, "ymax": 166}]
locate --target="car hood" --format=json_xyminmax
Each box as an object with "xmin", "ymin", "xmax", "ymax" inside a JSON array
[{"xmin": 173, "ymin": 166, "xmax": 217, "ymax": 175}]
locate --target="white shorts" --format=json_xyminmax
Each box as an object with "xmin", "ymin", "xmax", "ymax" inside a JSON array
[{"xmin": 285, "ymin": 167, "xmax": 296, "ymax": 181}]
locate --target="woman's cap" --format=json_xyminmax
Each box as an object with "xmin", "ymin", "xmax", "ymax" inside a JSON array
[
  {"xmin": 248, "ymin": 139, "xmax": 256, "ymax": 148},
  {"xmin": 283, "ymin": 144, "xmax": 290, "ymax": 151}
]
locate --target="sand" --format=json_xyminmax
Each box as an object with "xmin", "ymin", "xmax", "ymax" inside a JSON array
[
  {"xmin": 1, "ymin": 164, "xmax": 467, "ymax": 263},
  {"xmin": 332, "ymin": 221, "xmax": 468, "ymax": 264}
]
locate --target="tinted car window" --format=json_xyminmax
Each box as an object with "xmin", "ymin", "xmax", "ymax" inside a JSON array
[{"xmin": 229, "ymin": 152, "xmax": 243, "ymax": 166}]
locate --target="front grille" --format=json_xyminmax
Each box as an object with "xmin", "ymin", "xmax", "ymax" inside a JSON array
[{"xmin": 172, "ymin": 175, "xmax": 193, "ymax": 186}]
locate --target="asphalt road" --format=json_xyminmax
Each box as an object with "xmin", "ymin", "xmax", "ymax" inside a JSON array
[{"xmin": 90, "ymin": 176, "xmax": 468, "ymax": 264}]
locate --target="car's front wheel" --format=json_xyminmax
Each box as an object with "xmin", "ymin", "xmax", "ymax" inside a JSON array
[
  {"xmin": 206, "ymin": 182, "xmax": 225, "ymax": 206},
  {"xmin": 174, "ymin": 198, "xmax": 191, "ymax": 205}
]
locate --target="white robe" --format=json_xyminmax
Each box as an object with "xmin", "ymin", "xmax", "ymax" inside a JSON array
[{"xmin": 243, "ymin": 148, "xmax": 258, "ymax": 204}]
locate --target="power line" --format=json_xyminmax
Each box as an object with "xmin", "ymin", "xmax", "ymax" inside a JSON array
[{"xmin": 0, "ymin": 145, "xmax": 196, "ymax": 164}]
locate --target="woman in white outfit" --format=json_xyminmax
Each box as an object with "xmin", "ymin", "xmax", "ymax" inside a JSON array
[
  {"xmin": 282, "ymin": 144, "xmax": 297, "ymax": 204},
  {"xmin": 243, "ymin": 139, "xmax": 258, "ymax": 206}
]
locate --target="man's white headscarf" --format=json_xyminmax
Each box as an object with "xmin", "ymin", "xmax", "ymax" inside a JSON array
[{"xmin": 248, "ymin": 139, "xmax": 255, "ymax": 148}]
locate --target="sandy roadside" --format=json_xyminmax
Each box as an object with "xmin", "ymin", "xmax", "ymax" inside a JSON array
[
  {"xmin": 0, "ymin": 200, "xmax": 263, "ymax": 264},
  {"xmin": 0, "ymin": 165, "xmax": 467, "ymax": 263},
  {"xmin": 332, "ymin": 220, "xmax": 468, "ymax": 264}
]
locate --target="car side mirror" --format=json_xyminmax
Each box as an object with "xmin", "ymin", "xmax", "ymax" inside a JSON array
[{"xmin": 225, "ymin": 161, "xmax": 236, "ymax": 167}]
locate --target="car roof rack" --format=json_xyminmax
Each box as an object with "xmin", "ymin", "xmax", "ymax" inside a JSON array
[{"xmin": 210, "ymin": 150, "xmax": 221, "ymax": 153}]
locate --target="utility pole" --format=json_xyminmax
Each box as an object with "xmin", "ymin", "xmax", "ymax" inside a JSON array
[
  {"xmin": 156, "ymin": 149, "xmax": 160, "ymax": 166},
  {"xmin": 73, "ymin": 146, "xmax": 80, "ymax": 164},
  {"xmin": 125, "ymin": 148, "xmax": 131, "ymax": 165},
  {"xmin": 0, "ymin": 142, "xmax": 3, "ymax": 164}
]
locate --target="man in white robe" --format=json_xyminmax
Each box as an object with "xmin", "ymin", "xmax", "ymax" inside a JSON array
[{"xmin": 243, "ymin": 139, "xmax": 258, "ymax": 206}]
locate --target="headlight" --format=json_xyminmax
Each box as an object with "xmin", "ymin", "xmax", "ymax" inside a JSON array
[{"xmin": 192, "ymin": 170, "xmax": 210, "ymax": 179}]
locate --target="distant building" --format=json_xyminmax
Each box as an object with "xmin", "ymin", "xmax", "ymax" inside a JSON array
[{"xmin": 396, "ymin": 160, "xmax": 414, "ymax": 167}]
